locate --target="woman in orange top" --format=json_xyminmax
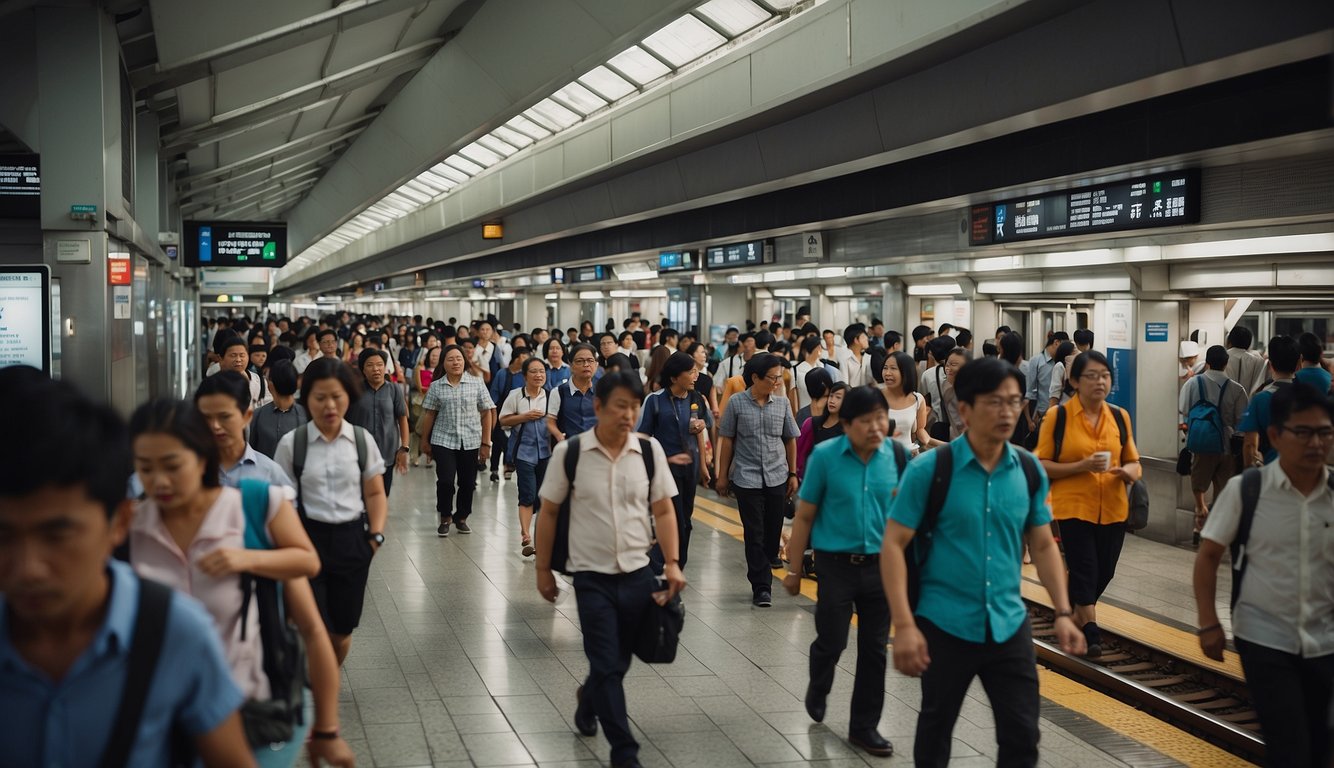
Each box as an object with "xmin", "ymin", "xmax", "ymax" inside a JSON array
[{"xmin": 1036, "ymin": 350, "xmax": 1142, "ymax": 658}]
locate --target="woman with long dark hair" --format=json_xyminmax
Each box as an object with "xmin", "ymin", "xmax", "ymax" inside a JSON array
[{"xmin": 999, "ymin": 332, "xmax": 1031, "ymax": 445}]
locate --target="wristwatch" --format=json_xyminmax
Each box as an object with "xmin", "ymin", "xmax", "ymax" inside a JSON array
[
  {"xmin": 397, "ymin": 446, "xmax": 410, "ymax": 454},
  {"xmin": 367, "ymin": 532, "xmax": 386, "ymax": 546}
]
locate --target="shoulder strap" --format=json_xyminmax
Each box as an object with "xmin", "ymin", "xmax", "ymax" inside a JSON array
[
  {"xmin": 1231, "ymin": 467, "xmax": 1263, "ymax": 607},
  {"xmin": 1053, "ymin": 405, "xmax": 1067, "ymax": 461},
  {"xmin": 1110, "ymin": 407, "xmax": 1129, "ymax": 448},
  {"xmin": 1196, "ymin": 374, "xmax": 1208, "ymax": 404},
  {"xmin": 639, "ymin": 437, "xmax": 655, "ymax": 500},
  {"xmin": 293, "ymin": 426, "xmax": 308, "ymax": 517},
  {"xmin": 1016, "ymin": 450, "xmax": 1041, "ymax": 500},
  {"xmin": 922, "ymin": 443, "xmax": 953, "ymax": 536},
  {"xmin": 890, "ymin": 440, "xmax": 908, "ymax": 477},
  {"xmin": 562, "ymin": 434, "xmax": 582, "ymax": 495},
  {"xmin": 101, "ymin": 578, "xmax": 173, "ymax": 768},
  {"xmin": 353, "ymin": 425, "xmax": 368, "ymax": 475},
  {"xmin": 238, "ymin": 479, "xmax": 272, "ymax": 550}
]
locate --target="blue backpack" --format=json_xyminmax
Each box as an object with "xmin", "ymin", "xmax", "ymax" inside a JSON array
[{"xmin": 1186, "ymin": 377, "xmax": 1227, "ymax": 454}]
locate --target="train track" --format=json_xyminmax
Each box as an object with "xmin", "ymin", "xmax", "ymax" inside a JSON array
[{"xmin": 1027, "ymin": 603, "xmax": 1265, "ymax": 764}]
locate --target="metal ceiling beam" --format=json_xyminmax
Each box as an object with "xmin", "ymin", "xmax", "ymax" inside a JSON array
[
  {"xmin": 181, "ymin": 162, "xmax": 328, "ymax": 206},
  {"xmin": 163, "ymin": 105, "xmax": 377, "ymax": 157},
  {"xmin": 179, "ymin": 151, "xmax": 336, "ymax": 198},
  {"xmin": 132, "ymin": 0, "xmax": 449, "ymax": 96},
  {"xmin": 181, "ymin": 168, "xmax": 328, "ymax": 215},
  {"xmin": 199, "ymin": 176, "xmax": 320, "ymax": 218},
  {"xmin": 162, "ymin": 39, "xmax": 440, "ymax": 144},
  {"xmin": 178, "ymin": 126, "xmax": 365, "ymax": 185}
]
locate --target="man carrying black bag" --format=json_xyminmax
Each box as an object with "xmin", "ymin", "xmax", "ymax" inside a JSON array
[{"xmin": 533, "ymin": 371, "xmax": 687, "ymax": 768}]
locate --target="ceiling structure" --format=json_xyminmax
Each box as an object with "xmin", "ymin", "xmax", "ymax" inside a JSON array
[{"xmin": 117, "ymin": 0, "xmax": 474, "ymax": 222}]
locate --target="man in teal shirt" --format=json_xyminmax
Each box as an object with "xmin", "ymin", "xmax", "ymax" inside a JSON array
[
  {"xmin": 881, "ymin": 357, "xmax": 1084, "ymax": 767},
  {"xmin": 784, "ymin": 386, "xmax": 905, "ymax": 758}
]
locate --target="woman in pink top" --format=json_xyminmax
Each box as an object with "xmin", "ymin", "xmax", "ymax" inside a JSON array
[
  {"xmin": 128, "ymin": 399, "xmax": 354, "ymax": 767},
  {"xmin": 412, "ymin": 345, "xmax": 442, "ymax": 467}
]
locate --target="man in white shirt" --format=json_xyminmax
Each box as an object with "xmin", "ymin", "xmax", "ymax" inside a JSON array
[
  {"xmin": 1193, "ymin": 383, "xmax": 1334, "ymax": 768},
  {"xmin": 1224, "ymin": 325, "xmax": 1267, "ymax": 397},
  {"xmin": 534, "ymin": 371, "xmax": 685, "ymax": 768},
  {"xmin": 218, "ymin": 336, "xmax": 270, "ymax": 409},
  {"xmin": 715, "ymin": 332, "xmax": 755, "ymax": 393},
  {"xmin": 474, "ymin": 319, "xmax": 502, "ymax": 383},
  {"xmin": 838, "ymin": 323, "xmax": 872, "ymax": 387}
]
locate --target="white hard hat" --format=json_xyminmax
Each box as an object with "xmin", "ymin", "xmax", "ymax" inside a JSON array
[{"xmin": 1178, "ymin": 340, "xmax": 1200, "ymax": 358}]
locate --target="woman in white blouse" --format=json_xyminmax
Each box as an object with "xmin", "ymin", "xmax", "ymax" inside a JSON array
[{"xmin": 499, "ymin": 358, "xmax": 562, "ymax": 557}]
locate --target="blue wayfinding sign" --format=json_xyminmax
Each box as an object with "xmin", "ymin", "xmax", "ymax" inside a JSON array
[{"xmin": 1145, "ymin": 322, "xmax": 1169, "ymax": 342}]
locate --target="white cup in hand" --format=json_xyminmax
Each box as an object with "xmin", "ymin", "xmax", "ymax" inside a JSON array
[{"xmin": 1091, "ymin": 451, "xmax": 1112, "ymax": 472}]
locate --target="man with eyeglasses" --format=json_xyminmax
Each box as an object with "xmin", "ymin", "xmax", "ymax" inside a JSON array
[
  {"xmin": 551, "ymin": 343, "xmax": 601, "ymax": 442},
  {"xmin": 717, "ymin": 353, "xmax": 800, "ymax": 608},
  {"xmin": 1193, "ymin": 382, "xmax": 1334, "ymax": 768}
]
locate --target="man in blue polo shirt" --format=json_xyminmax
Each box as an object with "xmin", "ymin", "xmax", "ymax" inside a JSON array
[
  {"xmin": 1239, "ymin": 335, "xmax": 1299, "ymax": 467},
  {"xmin": 0, "ymin": 369, "xmax": 250, "ymax": 767},
  {"xmin": 783, "ymin": 385, "xmax": 905, "ymax": 758},
  {"xmin": 881, "ymin": 357, "xmax": 1084, "ymax": 767}
]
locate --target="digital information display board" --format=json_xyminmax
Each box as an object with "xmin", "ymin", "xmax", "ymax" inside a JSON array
[
  {"xmin": 658, "ymin": 250, "xmax": 698, "ymax": 273},
  {"xmin": 969, "ymin": 170, "xmax": 1200, "ymax": 246},
  {"xmin": 0, "ymin": 265, "xmax": 52, "ymax": 375},
  {"xmin": 0, "ymin": 154, "xmax": 40, "ymax": 219},
  {"xmin": 704, "ymin": 240, "xmax": 773, "ymax": 270},
  {"xmin": 183, "ymin": 221, "xmax": 288, "ymax": 267}
]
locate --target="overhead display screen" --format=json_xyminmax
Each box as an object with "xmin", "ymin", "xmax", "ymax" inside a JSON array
[
  {"xmin": 658, "ymin": 250, "xmax": 698, "ymax": 273},
  {"xmin": 570, "ymin": 265, "xmax": 607, "ymax": 283},
  {"xmin": 969, "ymin": 170, "xmax": 1200, "ymax": 246},
  {"xmin": 0, "ymin": 154, "xmax": 40, "ymax": 219},
  {"xmin": 183, "ymin": 221, "xmax": 288, "ymax": 268},
  {"xmin": 704, "ymin": 240, "xmax": 772, "ymax": 270},
  {"xmin": 0, "ymin": 265, "xmax": 52, "ymax": 375}
]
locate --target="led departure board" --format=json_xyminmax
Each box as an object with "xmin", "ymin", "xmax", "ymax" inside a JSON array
[
  {"xmin": 658, "ymin": 250, "xmax": 698, "ymax": 273},
  {"xmin": 183, "ymin": 221, "xmax": 288, "ymax": 267},
  {"xmin": 969, "ymin": 170, "xmax": 1200, "ymax": 246},
  {"xmin": 0, "ymin": 154, "xmax": 40, "ymax": 219},
  {"xmin": 704, "ymin": 240, "xmax": 773, "ymax": 270}
]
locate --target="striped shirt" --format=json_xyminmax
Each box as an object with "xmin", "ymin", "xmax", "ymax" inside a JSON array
[{"xmin": 422, "ymin": 374, "xmax": 494, "ymax": 450}]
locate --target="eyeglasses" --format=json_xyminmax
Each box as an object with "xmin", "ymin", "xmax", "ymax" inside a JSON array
[
  {"xmin": 763, "ymin": 374, "xmax": 784, "ymax": 384},
  {"xmin": 1280, "ymin": 426, "xmax": 1334, "ymax": 442},
  {"xmin": 977, "ymin": 396, "xmax": 1025, "ymax": 411},
  {"xmin": 1080, "ymin": 372, "xmax": 1112, "ymax": 382},
  {"xmin": 572, "ymin": 358, "xmax": 597, "ymax": 365}
]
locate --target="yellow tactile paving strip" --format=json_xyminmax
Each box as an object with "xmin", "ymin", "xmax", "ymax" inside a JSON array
[
  {"xmin": 1019, "ymin": 565, "xmax": 1245, "ymax": 682},
  {"xmin": 690, "ymin": 495, "xmax": 1253, "ymax": 766}
]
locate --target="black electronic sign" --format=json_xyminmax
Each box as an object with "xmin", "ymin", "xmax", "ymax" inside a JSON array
[
  {"xmin": 658, "ymin": 250, "xmax": 698, "ymax": 273},
  {"xmin": 0, "ymin": 154, "xmax": 40, "ymax": 219},
  {"xmin": 969, "ymin": 170, "xmax": 1199, "ymax": 246},
  {"xmin": 183, "ymin": 221, "xmax": 288, "ymax": 267},
  {"xmin": 704, "ymin": 239, "xmax": 772, "ymax": 270}
]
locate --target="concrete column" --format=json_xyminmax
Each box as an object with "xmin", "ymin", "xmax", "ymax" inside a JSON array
[
  {"xmin": 557, "ymin": 297, "xmax": 581, "ymax": 331},
  {"xmin": 706, "ymin": 285, "xmax": 747, "ymax": 332},
  {"xmin": 522, "ymin": 293, "xmax": 547, "ymax": 332},
  {"xmin": 36, "ymin": 5, "xmax": 121, "ymax": 402}
]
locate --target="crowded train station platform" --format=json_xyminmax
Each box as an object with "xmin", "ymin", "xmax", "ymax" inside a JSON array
[{"xmin": 1, "ymin": 0, "xmax": 1332, "ymax": 766}]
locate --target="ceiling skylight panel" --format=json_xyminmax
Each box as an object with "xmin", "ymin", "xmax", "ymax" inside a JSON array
[
  {"xmin": 413, "ymin": 170, "xmax": 454, "ymax": 192},
  {"xmin": 551, "ymin": 81, "xmax": 608, "ymax": 115},
  {"xmin": 432, "ymin": 162, "xmax": 471, "ymax": 183},
  {"xmin": 443, "ymin": 154, "xmax": 484, "ymax": 176},
  {"xmin": 458, "ymin": 141, "xmax": 504, "ymax": 168},
  {"xmin": 490, "ymin": 125, "xmax": 535, "ymax": 149},
  {"xmin": 504, "ymin": 115, "xmax": 551, "ymax": 140},
  {"xmin": 525, "ymin": 98, "xmax": 581, "ymax": 130},
  {"xmin": 607, "ymin": 45, "xmax": 671, "ymax": 84},
  {"xmin": 696, "ymin": 0, "xmax": 771, "ymax": 36},
  {"xmin": 475, "ymin": 134, "xmax": 519, "ymax": 157},
  {"xmin": 641, "ymin": 15, "xmax": 726, "ymax": 67},
  {"xmin": 395, "ymin": 182, "xmax": 434, "ymax": 205},
  {"xmin": 578, "ymin": 65, "xmax": 636, "ymax": 101}
]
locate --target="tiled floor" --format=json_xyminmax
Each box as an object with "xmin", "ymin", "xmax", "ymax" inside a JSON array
[
  {"xmin": 1096, "ymin": 531, "xmax": 1233, "ymax": 635},
  {"xmin": 324, "ymin": 464, "xmax": 1176, "ymax": 767}
]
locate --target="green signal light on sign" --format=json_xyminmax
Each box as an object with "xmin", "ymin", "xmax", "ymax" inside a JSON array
[
  {"xmin": 262, "ymin": 242, "xmax": 276, "ymax": 259},
  {"xmin": 1152, "ymin": 181, "xmax": 1162, "ymax": 194}
]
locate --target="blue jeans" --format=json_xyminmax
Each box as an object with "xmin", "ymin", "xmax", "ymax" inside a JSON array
[
  {"xmin": 515, "ymin": 458, "xmax": 549, "ymax": 508},
  {"xmin": 572, "ymin": 567, "xmax": 657, "ymax": 764}
]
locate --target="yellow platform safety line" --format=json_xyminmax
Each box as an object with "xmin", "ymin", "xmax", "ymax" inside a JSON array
[
  {"xmin": 1019, "ymin": 565, "xmax": 1245, "ymax": 682},
  {"xmin": 690, "ymin": 496, "xmax": 1255, "ymax": 766}
]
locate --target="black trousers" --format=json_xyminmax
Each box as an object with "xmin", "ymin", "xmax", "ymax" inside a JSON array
[
  {"xmin": 810, "ymin": 553, "xmax": 890, "ymax": 732},
  {"xmin": 304, "ymin": 518, "xmax": 374, "ymax": 637},
  {"xmin": 572, "ymin": 567, "xmax": 657, "ymax": 765},
  {"xmin": 1236, "ymin": 637, "xmax": 1334, "ymax": 768},
  {"xmin": 734, "ymin": 484, "xmax": 785, "ymax": 595},
  {"xmin": 1057, "ymin": 519, "xmax": 1126, "ymax": 606},
  {"xmin": 915, "ymin": 617, "xmax": 1040, "ymax": 768},
  {"xmin": 490, "ymin": 423, "xmax": 508, "ymax": 472},
  {"xmin": 433, "ymin": 445, "xmax": 479, "ymax": 521},
  {"xmin": 651, "ymin": 462, "xmax": 698, "ymax": 572}
]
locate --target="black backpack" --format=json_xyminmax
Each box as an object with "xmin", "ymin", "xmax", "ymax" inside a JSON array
[
  {"xmin": 1051, "ymin": 404, "xmax": 1150, "ymax": 531},
  {"xmin": 549, "ymin": 433, "xmax": 654, "ymax": 575},
  {"xmin": 906, "ymin": 443, "xmax": 1041, "ymax": 609},
  {"xmin": 235, "ymin": 479, "xmax": 307, "ymax": 748},
  {"xmin": 291, "ymin": 423, "xmax": 370, "ymax": 518},
  {"xmin": 1230, "ymin": 467, "xmax": 1334, "ymax": 608}
]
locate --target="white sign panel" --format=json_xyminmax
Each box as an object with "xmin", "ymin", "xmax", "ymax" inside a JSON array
[
  {"xmin": 1105, "ymin": 299, "xmax": 1133, "ymax": 347},
  {"xmin": 56, "ymin": 239, "xmax": 91, "ymax": 264},
  {"xmin": 113, "ymin": 286, "xmax": 132, "ymax": 319},
  {"xmin": 803, "ymin": 232, "xmax": 824, "ymax": 260},
  {"xmin": 0, "ymin": 266, "xmax": 51, "ymax": 373}
]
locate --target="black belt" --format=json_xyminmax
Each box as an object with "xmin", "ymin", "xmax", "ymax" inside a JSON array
[{"xmin": 816, "ymin": 551, "xmax": 879, "ymax": 565}]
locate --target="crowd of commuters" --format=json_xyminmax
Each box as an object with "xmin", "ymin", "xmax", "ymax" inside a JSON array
[{"xmin": 0, "ymin": 306, "xmax": 1328, "ymax": 767}]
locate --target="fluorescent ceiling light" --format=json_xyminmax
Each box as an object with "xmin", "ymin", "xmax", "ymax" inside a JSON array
[
  {"xmin": 977, "ymin": 279, "xmax": 1044, "ymax": 294},
  {"xmin": 907, "ymin": 282, "xmax": 962, "ymax": 296},
  {"xmin": 495, "ymin": 292, "xmax": 517, "ymax": 299},
  {"xmin": 823, "ymin": 286, "xmax": 854, "ymax": 297},
  {"xmin": 610, "ymin": 289, "xmax": 668, "ymax": 298},
  {"xmin": 1163, "ymin": 233, "xmax": 1334, "ymax": 260},
  {"xmin": 728, "ymin": 273, "xmax": 763, "ymax": 284},
  {"xmin": 544, "ymin": 293, "xmax": 558, "ymax": 300},
  {"xmin": 579, "ymin": 291, "xmax": 605, "ymax": 300},
  {"xmin": 773, "ymin": 288, "xmax": 811, "ymax": 297},
  {"xmin": 1034, "ymin": 249, "xmax": 1116, "ymax": 269},
  {"xmin": 468, "ymin": 290, "xmax": 487, "ymax": 300},
  {"xmin": 616, "ymin": 269, "xmax": 659, "ymax": 281},
  {"xmin": 973, "ymin": 255, "xmax": 1021, "ymax": 272},
  {"xmin": 763, "ymin": 270, "xmax": 795, "ymax": 282},
  {"xmin": 815, "ymin": 267, "xmax": 848, "ymax": 279}
]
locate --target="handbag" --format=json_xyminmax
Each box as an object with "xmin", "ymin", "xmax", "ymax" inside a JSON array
[
  {"xmin": 1176, "ymin": 447, "xmax": 1193, "ymax": 476},
  {"xmin": 634, "ymin": 590, "xmax": 685, "ymax": 664},
  {"xmin": 1126, "ymin": 479, "xmax": 1151, "ymax": 531}
]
